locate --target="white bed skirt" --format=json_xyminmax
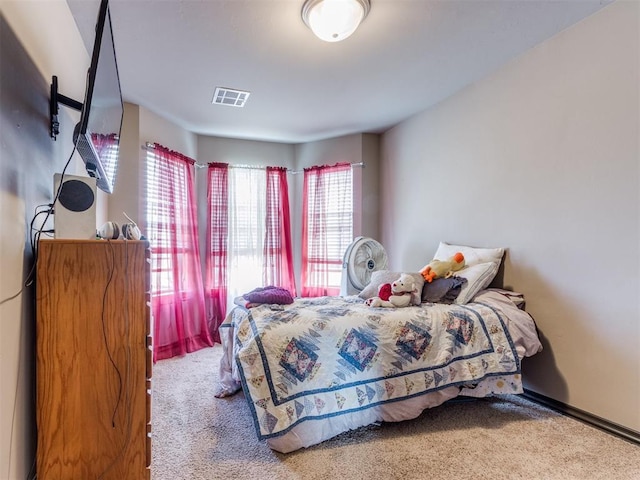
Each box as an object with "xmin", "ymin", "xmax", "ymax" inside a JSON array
[{"xmin": 266, "ymin": 385, "xmax": 462, "ymax": 453}]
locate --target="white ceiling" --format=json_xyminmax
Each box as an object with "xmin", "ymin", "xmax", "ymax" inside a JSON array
[{"xmin": 66, "ymin": 0, "xmax": 613, "ymax": 144}]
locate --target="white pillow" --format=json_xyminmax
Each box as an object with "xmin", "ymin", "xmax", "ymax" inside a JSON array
[
  {"xmin": 454, "ymin": 262, "xmax": 500, "ymax": 304},
  {"xmin": 434, "ymin": 242, "xmax": 504, "ymax": 268},
  {"xmin": 434, "ymin": 243, "xmax": 504, "ymax": 304}
]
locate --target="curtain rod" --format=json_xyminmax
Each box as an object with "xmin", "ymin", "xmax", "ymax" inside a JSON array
[
  {"xmin": 143, "ymin": 144, "xmax": 208, "ymax": 168},
  {"xmin": 142, "ymin": 144, "xmax": 365, "ymax": 172},
  {"xmin": 194, "ymin": 162, "xmax": 364, "ymax": 172},
  {"xmin": 289, "ymin": 162, "xmax": 364, "ymax": 174}
]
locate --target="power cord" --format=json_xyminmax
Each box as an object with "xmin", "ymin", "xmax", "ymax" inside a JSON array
[
  {"xmin": 97, "ymin": 240, "xmax": 134, "ymax": 480},
  {"xmin": 100, "ymin": 239, "xmax": 124, "ymax": 429},
  {"xmin": 0, "ymin": 145, "xmax": 75, "ymax": 306}
]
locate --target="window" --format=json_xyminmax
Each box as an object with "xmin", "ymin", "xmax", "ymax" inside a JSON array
[
  {"xmin": 144, "ymin": 143, "xmax": 212, "ymax": 361},
  {"xmin": 301, "ymin": 163, "xmax": 353, "ymax": 297},
  {"xmin": 227, "ymin": 167, "xmax": 266, "ymax": 302},
  {"xmin": 145, "ymin": 151, "xmax": 191, "ymax": 295},
  {"xmin": 205, "ymin": 164, "xmax": 295, "ymax": 336}
]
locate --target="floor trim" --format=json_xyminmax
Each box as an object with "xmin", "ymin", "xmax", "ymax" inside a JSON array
[{"xmin": 523, "ymin": 389, "xmax": 640, "ymax": 446}]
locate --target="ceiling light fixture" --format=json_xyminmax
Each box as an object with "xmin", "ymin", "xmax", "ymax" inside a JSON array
[{"xmin": 302, "ymin": 0, "xmax": 371, "ymax": 43}]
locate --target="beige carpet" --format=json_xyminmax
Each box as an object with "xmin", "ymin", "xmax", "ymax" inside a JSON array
[{"xmin": 151, "ymin": 345, "xmax": 639, "ymax": 480}]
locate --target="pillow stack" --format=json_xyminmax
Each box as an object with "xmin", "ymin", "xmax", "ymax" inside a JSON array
[
  {"xmin": 357, "ymin": 242, "xmax": 504, "ymax": 306},
  {"xmin": 432, "ymin": 242, "xmax": 504, "ymax": 304}
]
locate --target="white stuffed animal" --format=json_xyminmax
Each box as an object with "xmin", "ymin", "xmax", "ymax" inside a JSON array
[{"xmin": 365, "ymin": 273, "xmax": 416, "ymax": 308}]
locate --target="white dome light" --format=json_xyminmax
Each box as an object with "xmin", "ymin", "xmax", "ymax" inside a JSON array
[{"xmin": 302, "ymin": 0, "xmax": 371, "ymax": 43}]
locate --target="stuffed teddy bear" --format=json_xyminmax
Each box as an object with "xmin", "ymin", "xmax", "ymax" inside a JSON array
[
  {"xmin": 365, "ymin": 273, "xmax": 416, "ymax": 308},
  {"xmin": 420, "ymin": 252, "xmax": 465, "ymax": 283}
]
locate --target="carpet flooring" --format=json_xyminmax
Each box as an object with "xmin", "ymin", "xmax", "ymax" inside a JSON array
[{"xmin": 150, "ymin": 345, "xmax": 639, "ymax": 480}]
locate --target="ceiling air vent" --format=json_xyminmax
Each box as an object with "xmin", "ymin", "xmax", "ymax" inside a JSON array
[{"xmin": 212, "ymin": 87, "xmax": 250, "ymax": 108}]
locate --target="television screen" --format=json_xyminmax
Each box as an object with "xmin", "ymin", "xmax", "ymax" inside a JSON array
[{"xmin": 73, "ymin": 0, "xmax": 123, "ymax": 194}]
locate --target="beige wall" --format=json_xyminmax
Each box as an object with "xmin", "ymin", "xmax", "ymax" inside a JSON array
[
  {"xmin": 380, "ymin": 0, "xmax": 639, "ymax": 432},
  {"xmin": 360, "ymin": 133, "xmax": 380, "ymax": 240},
  {"xmin": 0, "ymin": 2, "xmax": 94, "ymax": 478},
  {"xmin": 107, "ymin": 102, "xmax": 141, "ymax": 228},
  {"xmin": 140, "ymin": 107, "xmax": 198, "ymax": 158}
]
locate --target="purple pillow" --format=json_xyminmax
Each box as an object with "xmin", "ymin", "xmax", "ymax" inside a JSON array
[{"xmin": 243, "ymin": 286, "xmax": 294, "ymax": 305}]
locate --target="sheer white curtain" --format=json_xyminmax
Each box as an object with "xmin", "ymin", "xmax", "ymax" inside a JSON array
[
  {"xmin": 301, "ymin": 163, "xmax": 353, "ymax": 297},
  {"xmin": 227, "ymin": 167, "xmax": 266, "ymax": 310}
]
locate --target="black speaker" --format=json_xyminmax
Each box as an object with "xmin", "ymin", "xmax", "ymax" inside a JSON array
[{"xmin": 53, "ymin": 174, "xmax": 97, "ymax": 239}]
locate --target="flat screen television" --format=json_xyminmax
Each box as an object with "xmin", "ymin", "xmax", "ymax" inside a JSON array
[{"xmin": 50, "ymin": 0, "xmax": 123, "ymax": 194}]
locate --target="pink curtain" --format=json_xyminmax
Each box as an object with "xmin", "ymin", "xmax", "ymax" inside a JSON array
[
  {"xmin": 264, "ymin": 167, "xmax": 296, "ymax": 296},
  {"xmin": 301, "ymin": 163, "xmax": 351, "ymax": 297},
  {"xmin": 204, "ymin": 163, "xmax": 229, "ymax": 343},
  {"xmin": 90, "ymin": 133, "xmax": 119, "ymax": 179},
  {"xmin": 90, "ymin": 132, "xmax": 118, "ymax": 153},
  {"xmin": 147, "ymin": 144, "xmax": 213, "ymax": 361}
]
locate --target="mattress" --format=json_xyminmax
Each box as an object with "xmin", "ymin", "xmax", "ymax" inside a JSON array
[{"xmin": 216, "ymin": 288, "xmax": 542, "ymax": 452}]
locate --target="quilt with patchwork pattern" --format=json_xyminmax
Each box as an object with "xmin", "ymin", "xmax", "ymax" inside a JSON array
[{"xmin": 225, "ymin": 296, "xmax": 521, "ymax": 440}]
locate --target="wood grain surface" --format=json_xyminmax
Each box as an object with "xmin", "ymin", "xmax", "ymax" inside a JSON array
[{"xmin": 36, "ymin": 239, "xmax": 151, "ymax": 480}]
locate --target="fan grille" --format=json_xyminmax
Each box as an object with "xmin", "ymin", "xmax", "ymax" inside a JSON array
[{"xmin": 345, "ymin": 237, "xmax": 387, "ymax": 291}]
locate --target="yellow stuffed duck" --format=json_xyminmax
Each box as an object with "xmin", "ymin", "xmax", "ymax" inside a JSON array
[{"xmin": 420, "ymin": 252, "xmax": 465, "ymax": 283}]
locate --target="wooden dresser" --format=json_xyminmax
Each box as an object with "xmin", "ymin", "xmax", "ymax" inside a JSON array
[{"xmin": 36, "ymin": 239, "xmax": 152, "ymax": 480}]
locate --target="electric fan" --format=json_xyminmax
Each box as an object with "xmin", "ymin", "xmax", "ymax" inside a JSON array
[{"xmin": 340, "ymin": 236, "xmax": 388, "ymax": 296}]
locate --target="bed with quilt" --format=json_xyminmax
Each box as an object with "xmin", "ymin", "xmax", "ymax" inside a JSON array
[{"xmin": 215, "ymin": 243, "xmax": 543, "ymax": 453}]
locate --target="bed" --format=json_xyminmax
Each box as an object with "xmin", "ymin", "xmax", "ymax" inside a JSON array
[{"xmin": 216, "ymin": 287, "xmax": 542, "ymax": 453}]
